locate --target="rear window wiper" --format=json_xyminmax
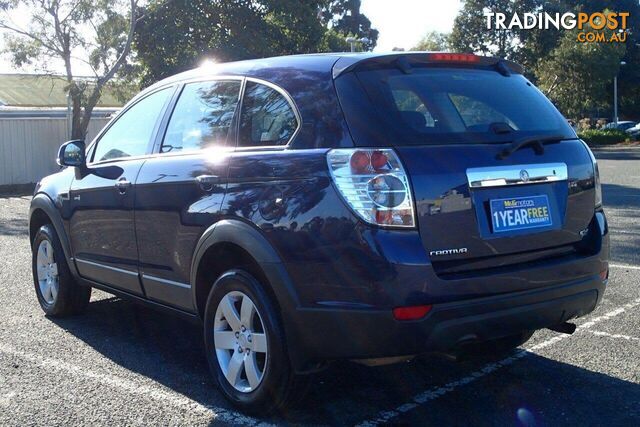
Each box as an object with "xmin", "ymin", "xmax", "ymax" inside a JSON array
[{"xmin": 497, "ymin": 135, "xmax": 565, "ymax": 159}]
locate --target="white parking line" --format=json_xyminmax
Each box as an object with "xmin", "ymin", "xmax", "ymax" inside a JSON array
[
  {"xmin": 610, "ymin": 263, "xmax": 640, "ymax": 271},
  {"xmin": 609, "ymin": 229, "xmax": 640, "ymax": 235},
  {"xmin": 0, "ymin": 343, "xmax": 263, "ymax": 426},
  {"xmin": 588, "ymin": 330, "xmax": 640, "ymax": 342},
  {"xmin": 356, "ymin": 297, "xmax": 640, "ymax": 426}
]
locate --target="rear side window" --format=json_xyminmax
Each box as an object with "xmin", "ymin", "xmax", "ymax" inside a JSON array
[
  {"xmin": 162, "ymin": 80, "xmax": 241, "ymax": 153},
  {"xmin": 343, "ymin": 67, "xmax": 575, "ymax": 145},
  {"xmin": 93, "ymin": 87, "xmax": 172, "ymax": 162},
  {"xmin": 238, "ymin": 81, "xmax": 298, "ymax": 147}
]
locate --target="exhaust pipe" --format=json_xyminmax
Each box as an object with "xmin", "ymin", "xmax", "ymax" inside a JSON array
[{"xmin": 547, "ymin": 322, "xmax": 577, "ymax": 335}]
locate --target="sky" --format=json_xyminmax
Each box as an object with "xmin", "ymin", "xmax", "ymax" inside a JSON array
[
  {"xmin": 363, "ymin": 0, "xmax": 462, "ymax": 51},
  {"xmin": 0, "ymin": 0, "xmax": 462, "ymax": 74}
]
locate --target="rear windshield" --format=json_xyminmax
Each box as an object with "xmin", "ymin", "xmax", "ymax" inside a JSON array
[{"xmin": 343, "ymin": 67, "xmax": 575, "ymax": 145}]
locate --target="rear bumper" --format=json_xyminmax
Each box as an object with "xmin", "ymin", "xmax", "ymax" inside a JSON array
[
  {"xmin": 288, "ymin": 274, "xmax": 605, "ymax": 367},
  {"xmin": 276, "ymin": 211, "xmax": 609, "ymax": 371}
]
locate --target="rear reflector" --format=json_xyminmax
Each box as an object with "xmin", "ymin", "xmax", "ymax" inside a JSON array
[
  {"xmin": 430, "ymin": 53, "xmax": 481, "ymax": 63},
  {"xmin": 393, "ymin": 305, "xmax": 432, "ymax": 321},
  {"xmin": 600, "ymin": 269, "xmax": 609, "ymax": 281}
]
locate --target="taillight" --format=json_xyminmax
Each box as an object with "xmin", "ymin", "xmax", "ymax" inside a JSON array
[
  {"xmin": 581, "ymin": 140, "xmax": 602, "ymax": 208},
  {"xmin": 327, "ymin": 148, "xmax": 415, "ymax": 228},
  {"xmin": 594, "ymin": 162, "xmax": 602, "ymax": 208}
]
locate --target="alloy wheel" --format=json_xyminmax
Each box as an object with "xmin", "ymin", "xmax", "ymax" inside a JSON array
[
  {"xmin": 213, "ymin": 291, "xmax": 268, "ymax": 392},
  {"xmin": 36, "ymin": 240, "xmax": 59, "ymax": 305}
]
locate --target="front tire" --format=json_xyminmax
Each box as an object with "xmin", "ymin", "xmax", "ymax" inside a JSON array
[
  {"xmin": 31, "ymin": 224, "xmax": 91, "ymax": 316},
  {"xmin": 204, "ymin": 269, "xmax": 306, "ymax": 414}
]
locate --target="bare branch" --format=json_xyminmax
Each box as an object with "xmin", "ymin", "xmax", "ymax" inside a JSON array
[
  {"xmin": 96, "ymin": 0, "xmax": 137, "ymax": 86},
  {"xmin": 70, "ymin": 54, "xmax": 100, "ymax": 78},
  {"xmin": 0, "ymin": 21, "xmax": 62, "ymax": 54},
  {"xmin": 82, "ymin": 0, "xmax": 140, "ymax": 133}
]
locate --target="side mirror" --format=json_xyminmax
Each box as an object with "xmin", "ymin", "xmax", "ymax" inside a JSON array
[{"xmin": 57, "ymin": 140, "xmax": 86, "ymax": 168}]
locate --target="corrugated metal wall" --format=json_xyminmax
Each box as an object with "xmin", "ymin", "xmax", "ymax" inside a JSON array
[{"xmin": 0, "ymin": 117, "xmax": 110, "ymax": 186}]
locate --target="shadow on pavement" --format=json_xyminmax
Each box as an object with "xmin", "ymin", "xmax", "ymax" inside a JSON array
[
  {"xmin": 602, "ymin": 183, "xmax": 640, "ymax": 210},
  {"xmin": 49, "ymin": 296, "xmax": 640, "ymax": 426},
  {"xmin": 594, "ymin": 149, "xmax": 640, "ymax": 161},
  {"xmin": 0, "ymin": 217, "xmax": 29, "ymax": 237}
]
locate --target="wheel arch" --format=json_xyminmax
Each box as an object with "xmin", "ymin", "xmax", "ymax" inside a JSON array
[
  {"xmin": 190, "ymin": 219, "xmax": 299, "ymax": 320},
  {"xmin": 29, "ymin": 194, "xmax": 78, "ymax": 277}
]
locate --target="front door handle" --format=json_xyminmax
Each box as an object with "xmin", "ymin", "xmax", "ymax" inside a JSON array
[
  {"xmin": 116, "ymin": 177, "xmax": 131, "ymax": 194},
  {"xmin": 195, "ymin": 175, "xmax": 220, "ymax": 191}
]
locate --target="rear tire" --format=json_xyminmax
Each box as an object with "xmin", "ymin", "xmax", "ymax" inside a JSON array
[
  {"xmin": 203, "ymin": 269, "xmax": 308, "ymax": 415},
  {"xmin": 31, "ymin": 224, "xmax": 91, "ymax": 316}
]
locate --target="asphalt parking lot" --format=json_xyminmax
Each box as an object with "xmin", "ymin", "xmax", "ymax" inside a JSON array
[{"xmin": 0, "ymin": 147, "xmax": 639, "ymax": 426}]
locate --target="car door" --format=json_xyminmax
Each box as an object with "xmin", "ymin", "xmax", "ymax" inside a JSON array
[
  {"xmin": 69, "ymin": 87, "xmax": 175, "ymax": 295},
  {"xmin": 134, "ymin": 78, "xmax": 241, "ymax": 311}
]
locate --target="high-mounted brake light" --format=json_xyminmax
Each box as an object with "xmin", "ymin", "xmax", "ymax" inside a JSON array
[
  {"xmin": 327, "ymin": 148, "xmax": 415, "ymax": 228},
  {"xmin": 430, "ymin": 53, "xmax": 481, "ymax": 63}
]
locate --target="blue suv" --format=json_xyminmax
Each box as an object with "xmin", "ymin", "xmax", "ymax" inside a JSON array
[{"xmin": 29, "ymin": 52, "xmax": 609, "ymax": 413}]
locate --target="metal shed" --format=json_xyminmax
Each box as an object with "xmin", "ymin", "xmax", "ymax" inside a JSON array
[{"xmin": 0, "ymin": 74, "xmax": 125, "ymax": 188}]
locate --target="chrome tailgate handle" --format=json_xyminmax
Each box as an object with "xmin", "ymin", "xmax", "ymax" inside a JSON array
[{"xmin": 466, "ymin": 163, "xmax": 568, "ymax": 188}]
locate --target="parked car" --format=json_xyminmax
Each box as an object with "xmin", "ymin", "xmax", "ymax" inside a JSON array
[
  {"xmin": 626, "ymin": 123, "xmax": 640, "ymax": 138},
  {"xmin": 603, "ymin": 121, "xmax": 637, "ymax": 131},
  {"xmin": 29, "ymin": 52, "xmax": 609, "ymax": 414}
]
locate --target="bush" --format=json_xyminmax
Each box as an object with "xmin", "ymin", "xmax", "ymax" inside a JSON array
[{"xmin": 578, "ymin": 128, "xmax": 630, "ymax": 145}]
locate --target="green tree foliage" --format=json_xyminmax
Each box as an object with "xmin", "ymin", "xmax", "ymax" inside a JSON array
[
  {"xmin": 412, "ymin": 31, "xmax": 450, "ymax": 51},
  {"xmin": 0, "ymin": 0, "xmax": 142, "ymax": 138},
  {"xmin": 535, "ymin": 25, "xmax": 626, "ymax": 119},
  {"xmin": 134, "ymin": 0, "xmax": 377, "ymax": 86},
  {"xmin": 449, "ymin": 0, "xmax": 542, "ymax": 63},
  {"xmin": 449, "ymin": 0, "xmax": 640, "ymax": 120},
  {"xmin": 319, "ymin": 0, "xmax": 379, "ymax": 51}
]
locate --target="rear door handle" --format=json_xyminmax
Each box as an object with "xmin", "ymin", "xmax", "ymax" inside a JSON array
[
  {"xmin": 116, "ymin": 178, "xmax": 131, "ymax": 194},
  {"xmin": 195, "ymin": 175, "xmax": 220, "ymax": 191}
]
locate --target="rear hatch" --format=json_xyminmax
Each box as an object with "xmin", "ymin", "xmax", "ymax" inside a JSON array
[{"xmin": 334, "ymin": 53, "xmax": 598, "ymax": 276}]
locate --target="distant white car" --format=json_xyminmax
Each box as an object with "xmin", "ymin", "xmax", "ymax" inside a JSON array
[
  {"xmin": 626, "ymin": 123, "xmax": 640, "ymax": 137},
  {"xmin": 604, "ymin": 121, "xmax": 637, "ymax": 131}
]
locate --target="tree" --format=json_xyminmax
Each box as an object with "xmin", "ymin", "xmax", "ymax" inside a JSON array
[
  {"xmin": 319, "ymin": 0, "xmax": 378, "ymax": 51},
  {"xmin": 449, "ymin": 0, "xmax": 543, "ymax": 64},
  {"xmin": 449, "ymin": 0, "xmax": 640, "ymax": 120},
  {"xmin": 535, "ymin": 26, "xmax": 626, "ymax": 119},
  {"xmin": 0, "ymin": 0, "xmax": 143, "ymax": 139},
  {"xmin": 412, "ymin": 31, "xmax": 449, "ymax": 51},
  {"xmin": 134, "ymin": 0, "xmax": 376, "ymax": 86}
]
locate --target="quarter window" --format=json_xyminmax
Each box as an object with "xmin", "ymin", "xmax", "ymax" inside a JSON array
[
  {"xmin": 92, "ymin": 88, "xmax": 172, "ymax": 162},
  {"xmin": 162, "ymin": 80, "xmax": 241, "ymax": 153},
  {"xmin": 238, "ymin": 81, "xmax": 298, "ymax": 147}
]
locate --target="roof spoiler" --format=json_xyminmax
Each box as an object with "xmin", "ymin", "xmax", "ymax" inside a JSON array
[{"xmin": 332, "ymin": 52, "xmax": 525, "ymax": 79}]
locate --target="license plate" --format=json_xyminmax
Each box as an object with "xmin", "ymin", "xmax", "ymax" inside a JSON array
[{"xmin": 490, "ymin": 195, "xmax": 552, "ymax": 233}]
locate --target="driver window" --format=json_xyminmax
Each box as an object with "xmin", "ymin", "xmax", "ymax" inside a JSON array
[{"xmin": 92, "ymin": 87, "xmax": 173, "ymax": 162}]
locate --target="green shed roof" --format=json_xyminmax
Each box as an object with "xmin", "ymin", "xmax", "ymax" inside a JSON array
[{"xmin": 0, "ymin": 74, "xmax": 125, "ymax": 107}]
